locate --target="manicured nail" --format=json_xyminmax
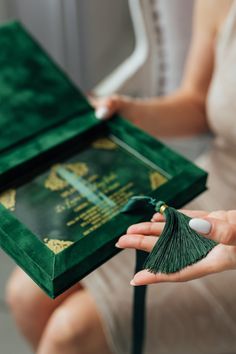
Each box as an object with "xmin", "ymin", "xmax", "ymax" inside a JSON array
[
  {"xmin": 189, "ymin": 218, "xmax": 212, "ymax": 235},
  {"xmin": 130, "ymin": 279, "xmax": 137, "ymax": 286},
  {"xmin": 95, "ymin": 106, "xmax": 109, "ymax": 120},
  {"xmin": 115, "ymin": 242, "xmax": 122, "ymax": 248}
]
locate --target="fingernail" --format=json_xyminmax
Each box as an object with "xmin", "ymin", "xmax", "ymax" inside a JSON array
[
  {"xmin": 115, "ymin": 242, "xmax": 122, "ymax": 248},
  {"xmin": 95, "ymin": 106, "xmax": 109, "ymax": 120},
  {"xmin": 130, "ymin": 279, "xmax": 137, "ymax": 286},
  {"xmin": 189, "ymin": 218, "xmax": 212, "ymax": 235}
]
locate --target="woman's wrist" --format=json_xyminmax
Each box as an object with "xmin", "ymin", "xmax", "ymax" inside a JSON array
[{"xmin": 118, "ymin": 96, "xmax": 152, "ymax": 127}]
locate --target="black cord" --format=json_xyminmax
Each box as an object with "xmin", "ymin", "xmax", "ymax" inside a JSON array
[{"xmin": 132, "ymin": 250, "xmax": 148, "ymax": 354}]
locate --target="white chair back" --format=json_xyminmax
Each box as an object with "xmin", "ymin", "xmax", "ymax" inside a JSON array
[
  {"xmin": 94, "ymin": 0, "xmax": 163, "ymax": 97},
  {"xmin": 94, "ymin": 0, "xmax": 211, "ymax": 161},
  {"xmin": 94, "ymin": 0, "xmax": 194, "ymax": 97}
]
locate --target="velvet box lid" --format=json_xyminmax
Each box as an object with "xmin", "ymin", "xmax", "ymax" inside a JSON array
[{"xmin": 0, "ymin": 21, "xmax": 208, "ymax": 298}]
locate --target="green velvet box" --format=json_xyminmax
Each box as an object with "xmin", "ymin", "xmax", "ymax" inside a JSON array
[{"xmin": 0, "ymin": 21, "xmax": 207, "ymax": 298}]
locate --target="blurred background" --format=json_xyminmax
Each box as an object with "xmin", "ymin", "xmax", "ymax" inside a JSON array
[
  {"xmin": 0, "ymin": 0, "xmax": 135, "ymax": 91},
  {"xmin": 0, "ymin": 0, "xmax": 211, "ymax": 353}
]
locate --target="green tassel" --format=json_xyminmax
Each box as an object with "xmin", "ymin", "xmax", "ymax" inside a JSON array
[{"xmin": 122, "ymin": 197, "xmax": 217, "ymax": 274}]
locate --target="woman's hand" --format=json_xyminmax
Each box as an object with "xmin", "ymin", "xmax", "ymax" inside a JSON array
[
  {"xmin": 89, "ymin": 94, "xmax": 141, "ymax": 124},
  {"xmin": 116, "ymin": 210, "xmax": 236, "ymax": 286}
]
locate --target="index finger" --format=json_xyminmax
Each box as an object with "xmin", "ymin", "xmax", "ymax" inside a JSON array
[{"xmin": 127, "ymin": 222, "xmax": 164, "ymax": 236}]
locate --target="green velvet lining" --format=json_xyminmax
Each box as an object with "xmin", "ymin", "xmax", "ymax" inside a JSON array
[
  {"xmin": 0, "ymin": 21, "xmax": 91, "ymax": 154},
  {"xmin": 0, "ymin": 111, "xmax": 102, "ymax": 189}
]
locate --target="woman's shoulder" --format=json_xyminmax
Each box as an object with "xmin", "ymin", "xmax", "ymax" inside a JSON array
[{"xmin": 195, "ymin": 0, "xmax": 234, "ymax": 36}]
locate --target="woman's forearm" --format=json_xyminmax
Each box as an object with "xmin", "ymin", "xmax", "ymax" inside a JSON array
[{"xmin": 119, "ymin": 90, "xmax": 209, "ymax": 138}]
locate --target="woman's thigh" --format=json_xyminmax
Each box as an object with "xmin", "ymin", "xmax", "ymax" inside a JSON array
[
  {"xmin": 6, "ymin": 267, "xmax": 82, "ymax": 347},
  {"xmin": 6, "ymin": 268, "xmax": 112, "ymax": 354},
  {"xmin": 37, "ymin": 289, "xmax": 112, "ymax": 354}
]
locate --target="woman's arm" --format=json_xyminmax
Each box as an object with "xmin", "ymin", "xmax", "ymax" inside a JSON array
[{"xmin": 92, "ymin": 0, "xmax": 230, "ymax": 137}]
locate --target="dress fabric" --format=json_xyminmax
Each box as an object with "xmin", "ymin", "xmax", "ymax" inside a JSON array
[{"xmin": 82, "ymin": 2, "xmax": 236, "ymax": 353}]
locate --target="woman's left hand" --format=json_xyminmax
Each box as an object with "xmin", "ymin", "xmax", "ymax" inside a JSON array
[{"xmin": 116, "ymin": 210, "xmax": 236, "ymax": 286}]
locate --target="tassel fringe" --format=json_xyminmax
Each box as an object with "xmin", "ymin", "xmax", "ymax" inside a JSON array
[{"xmin": 122, "ymin": 197, "xmax": 217, "ymax": 274}]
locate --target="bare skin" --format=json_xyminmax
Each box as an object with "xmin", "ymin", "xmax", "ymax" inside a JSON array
[
  {"xmin": 5, "ymin": 1, "xmax": 234, "ymax": 353},
  {"xmin": 117, "ymin": 210, "xmax": 236, "ymax": 285},
  {"xmin": 92, "ymin": 0, "xmax": 233, "ymax": 138},
  {"xmin": 6, "ymin": 268, "xmax": 112, "ymax": 354}
]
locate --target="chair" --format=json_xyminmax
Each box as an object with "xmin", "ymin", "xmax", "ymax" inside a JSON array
[
  {"xmin": 94, "ymin": 0, "xmax": 211, "ymax": 160},
  {"xmin": 94, "ymin": 0, "xmax": 164, "ymax": 98},
  {"xmin": 94, "ymin": 0, "xmax": 195, "ymax": 97}
]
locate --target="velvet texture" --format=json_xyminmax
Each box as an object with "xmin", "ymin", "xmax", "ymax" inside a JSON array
[
  {"xmin": 0, "ymin": 21, "xmax": 92, "ymax": 181},
  {"xmin": 0, "ymin": 21, "xmax": 208, "ymax": 298}
]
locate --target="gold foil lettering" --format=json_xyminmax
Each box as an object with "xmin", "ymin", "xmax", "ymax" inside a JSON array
[
  {"xmin": 44, "ymin": 238, "xmax": 74, "ymax": 254},
  {"xmin": 0, "ymin": 189, "xmax": 16, "ymax": 211},
  {"xmin": 150, "ymin": 172, "xmax": 167, "ymax": 190},
  {"xmin": 92, "ymin": 138, "xmax": 117, "ymax": 150}
]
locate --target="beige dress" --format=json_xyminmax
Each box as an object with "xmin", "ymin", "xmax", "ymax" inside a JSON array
[{"xmin": 82, "ymin": 2, "xmax": 236, "ymax": 353}]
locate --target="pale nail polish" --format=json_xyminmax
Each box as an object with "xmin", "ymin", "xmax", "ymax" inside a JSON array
[
  {"xmin": 115, "ymin": 243, "xmax": 121, "ymax": 248},
  {"xmin": 130, "ymin": 279, "xmax": 136, "ymax": 286},
  {"xmin": 189, "ymin": 218, "xmax": 212, "ymax": 234},
  {"xmin": 95, "ymin": 106, "xmax": 109, "ymax": 120}
]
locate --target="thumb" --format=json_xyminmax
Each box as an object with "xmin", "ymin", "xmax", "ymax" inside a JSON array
[
  {"xmin": 94, "ymin": 95, "xmax": 124, "ymax": 120},
  {"xmin": 189, "ymin": 217, "xmax": 236, "ymax": 245}
]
